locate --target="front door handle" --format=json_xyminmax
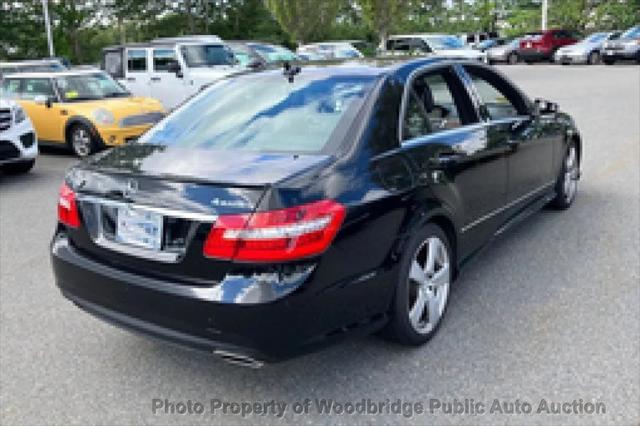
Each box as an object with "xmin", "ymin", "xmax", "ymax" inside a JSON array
[
  {"xmin": 150, "ymin": 77, "xmax": 161, "ymax": 82},
  {"xmin": 126, "ymin": 77, "xmax": 136, "ymax": 82},
  {"xmin": 433, "ymin": 152, "xmax": 463, "ymax": 167}
]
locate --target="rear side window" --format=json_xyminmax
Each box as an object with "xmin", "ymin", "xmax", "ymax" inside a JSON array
[
  {"xmin": 153, "ymin": 49, "xmax": 176, "ymax": 71},
  {"xmin": 402, "ymin": 67, "xmax": 474, "ymax": 141},
  {"xmin": 127, "ymin": 49, "xmax": 147, "ymax": 72},
  {"xmin": 19, "ymin": 78, "xmax": 56, "ymax": 100},
  {"xmin": 1, "ymin": 79, "xmax": 21, "ymax": 99}
]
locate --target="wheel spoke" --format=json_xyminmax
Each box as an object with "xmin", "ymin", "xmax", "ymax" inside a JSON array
[
  {"xmin": 409, "ymin": 260, "xmax": 427, "ymax": 286},
  {"xmin": 409, "ymin": 289, "xmax": 428, "ymax": 327},
  {"xmin": 427, "ymin": 292, "xmax": 440, "ymax": 326},
  {"xmin": 431, "ymin": 264, "xmax": 449, "ymax": 288},
  {"xmin": 425, "ymin": 238, "xmax": 438, "ymax": 274}
]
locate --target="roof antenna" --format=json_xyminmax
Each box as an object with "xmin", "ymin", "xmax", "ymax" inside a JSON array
[{"xmin": 283, "ymin": 61, "xmax": 301, "ymax": 83}]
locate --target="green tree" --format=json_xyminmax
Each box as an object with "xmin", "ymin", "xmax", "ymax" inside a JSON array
[
  {"xmin": 265, "ymin": 0, "xmax": 342, "ymax": 44},
  {"xmin": 356, "ymin": 0, "xmax": 410, "ymax": 46}
]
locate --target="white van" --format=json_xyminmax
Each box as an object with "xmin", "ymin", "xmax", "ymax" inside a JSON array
[{"xmin": 102, "ymin": 36, "xmax": 242, "ymax": 110}]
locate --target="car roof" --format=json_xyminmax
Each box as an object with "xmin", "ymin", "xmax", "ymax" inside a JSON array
[
  {"xmin": 2, "ymin": 69, "xmax": 105, "ymax": 79},
  {"xmin": 104, "ymin": 35, "xmax": 224, "ymax": 50},
  {"xmin": 389, "ymin": 33, "xmax": 450, "ymax": 39},
  {"xmin": 0, "ymin": 59, "xmax": 62, "ymax": 67}
]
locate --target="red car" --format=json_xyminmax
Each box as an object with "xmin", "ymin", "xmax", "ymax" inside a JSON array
[{"xmin": 518, "ymin": 29, "xmax": 578, "ymax": 63}]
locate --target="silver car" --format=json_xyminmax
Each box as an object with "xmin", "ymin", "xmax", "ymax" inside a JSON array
[
  {"xmin": 554, "ymin": 32, "xmax": 620, "ymax": 65},
  {"xmin": 602, "ymin": 25, "xmax": 640, "ymax": 64},
  {"xmin": 486, "ymin": 38, "xmax": 522, "ymax": 64}
]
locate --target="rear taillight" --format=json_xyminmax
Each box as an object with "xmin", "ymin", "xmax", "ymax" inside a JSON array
[
  {"xmin": 204, "ymin": 200, "xmax": 346, "ymax": 262},
  {"xmin": 58, "ymin": 182, "xmax": 80, "ymax": 228}
]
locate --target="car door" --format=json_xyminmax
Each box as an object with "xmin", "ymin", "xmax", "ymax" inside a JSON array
[
  {"xmin": 123, "ymin": 48, "xmax": 150, "ymax": 98},
  {"xmin": 150, "ymin": 47, "xmax": 184, "ymax": 109},
  {"xmin": 460, "ymin": 64, "xmax": 557, "ymax": 211},
  {"xmin": 399, "ymin": 65, "xmax": 509, "ymax": 257},
  {"xmin": 14, "ymin": 77, "xmax": 66, "ymax": 143}
]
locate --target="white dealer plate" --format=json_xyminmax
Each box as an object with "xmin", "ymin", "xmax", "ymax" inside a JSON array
[{"xmin": 116, "ymin": 207, "xmax": 163, "ymax": 251}]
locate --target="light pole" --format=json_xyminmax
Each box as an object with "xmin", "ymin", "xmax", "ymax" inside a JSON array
[
  {"xmin": 541, "ymin": 0, "xmax": 548, "ymax": 30},
  {"xmin": 42, "ymin": 0, "xmax": 54, "ymax": 57}
]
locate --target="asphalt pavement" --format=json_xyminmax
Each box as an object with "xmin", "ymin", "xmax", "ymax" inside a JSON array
[{"xmin": 1, "ymin": 64, "xmax": 639, "ymax": 426}]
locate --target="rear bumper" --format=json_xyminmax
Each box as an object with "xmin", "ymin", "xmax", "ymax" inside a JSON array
[
  {"xmin": 51, "ymin": 232, "xmax": 392, "ymax": 362},
  {"xmin": 602, "ymin": 49, "xmax": 640, "ymax": 61}
]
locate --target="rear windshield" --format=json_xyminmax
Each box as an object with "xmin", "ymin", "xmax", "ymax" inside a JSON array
[{"xmin": 139, "ymin": 72, "xmax": 376, "ymax": 153}]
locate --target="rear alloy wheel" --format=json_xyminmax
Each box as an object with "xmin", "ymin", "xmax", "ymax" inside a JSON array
[
  {"xmin": 508, "ymin": 52, "xmax": 519, "ymax": 65},
  {"xmin": 68, "ymin": 124, "xmax": 97, "ymax": 158},
  {"xmin": 384, "ymin": 224, "xmax": 452, "ymax": 345},
  {"xmin": 588, "ymin": 51, "xmax": 600, "ymax": 65},
  {"xmin": 551, "ymin": 143, "xmax": 579, "ymax": 209}
]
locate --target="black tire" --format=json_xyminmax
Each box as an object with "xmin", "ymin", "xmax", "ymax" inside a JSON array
[
  {"xmin": 2, "ymin": 159, "xmax": 35, "ymax": 174},
  {"xmin": 587, "ymin": 51, "xmax": 600, "ymax": 65},
  {"xmin": 507, "ymin": 52, "xmax": 519, "ymax": 65},
  {"xmin": 67, "ymin": 123, "xmax": 99, "ymax": 157},
  {"xmin": 525, "ymin": 60, "xmax": 534, "ymax": 65},
  {"xmin": 603, "ymin": 58, "xmax": 615, "ymax": 65},
  {"xmin": 382, "ymin": 223, "xmax": 453, "ymax": 346},
  {"xmin": 550, "ymin": 142, "xmax": 579, "ymax": 210}
]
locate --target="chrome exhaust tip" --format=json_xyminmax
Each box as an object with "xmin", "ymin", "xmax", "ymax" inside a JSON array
[{"xmin": 213, "ymin": 349, "xmax": 265, "ymax": 369}]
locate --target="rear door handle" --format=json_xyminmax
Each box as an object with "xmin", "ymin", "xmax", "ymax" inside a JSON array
[
  {"xmin": 151, "ymin": 77, "xmax": 161, "ymax": 82},
  {"xmin": 126, "ymin": 77, "xmax": 136, "ymax": 82}
]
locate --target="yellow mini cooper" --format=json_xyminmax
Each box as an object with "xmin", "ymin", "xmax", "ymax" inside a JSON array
[{"xmin": 0, "ymin": 70, "xmax": 165, "ymax": 157}]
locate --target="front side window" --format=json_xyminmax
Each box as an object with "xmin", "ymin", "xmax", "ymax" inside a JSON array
[
  {"xmin": 139, "ymin": 73, "xmax": 376, "ymax": 153},
  {"xmin": 464, "ymin": 66, "xmax": 528, "ymax": 120},
  {"xmin": 153, "ymin": 49, "xmax": 177, "ymax": 71},
  {"xmin": 54, "ymin": 73, "xmax": 129, "ymax": 102},
  {"xmin": 127, "ymin": 49, "xmax": 147, "ymax": 72},
  {"xmin": 402, "ymin": 69, "xmax": 466, "ymax": 141},
  {"xmin": 180, "ymin": 44, "xmax": 234, "ymax": 67},
  {"xmin": 424, "ymin": 36, "xmax": 464, "ymax": 50}
]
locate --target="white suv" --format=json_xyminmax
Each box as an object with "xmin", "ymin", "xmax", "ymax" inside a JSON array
[{"xmin": 0, "ymin": 99, "xmax": 37, "ymax": 174}]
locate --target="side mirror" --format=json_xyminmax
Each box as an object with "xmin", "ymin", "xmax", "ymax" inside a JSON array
[
  {"xmin": 34, "ymin": 95, "xmax": 52, "ymax": 108},
  {"xmin": 166, "ymin": 60, "xmax": 183, "ymax": 78},
  {"xmin": 534, "ymin": 98, "xmax": 558, "ymax": 115}
]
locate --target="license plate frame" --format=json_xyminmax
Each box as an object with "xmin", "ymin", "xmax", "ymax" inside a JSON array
[{"xmin": 115, "ymin": 206, "xmax": 163, "ymax": 251}]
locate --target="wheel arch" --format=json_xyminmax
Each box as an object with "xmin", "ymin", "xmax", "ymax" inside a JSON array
[
  {"xmin": 64, "ymin": 116, "xmax": 103, "ymax": 146},
  {"xmin": 394, "ymin": 202, "xmax": 461, "ymax": 280}
]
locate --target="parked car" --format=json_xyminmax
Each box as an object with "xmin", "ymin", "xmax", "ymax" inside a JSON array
[
  {"xmin": 518, "ymin": 29, "xmax": 578, "ymax": 63},
  {"xmin": 381, "ymin": 34, "xmax": 487, "ymax": 62},
  {"xmin": 0, "ymin": 58, "xmax": 66, "ymax": 78},
  {"xmin": 555, "ymin": 32, "xmax": 621, "ymax": 65},
  {"xmin": 297, "ymin": 42, "xmax": 365, "ymax": 60},
  {"xmin": 1, "ymin": 70, "xmax": 165, "ymax": 157},
  {"xmin": 102, "ymin": 35, "xmax": 241, "ymax": 110},
  {"xmin": 0, "ymin": 98, "xmax": 37, "ymax": 174},
  {"xmin": 51, "ymin": 58, "xmax": 582, "ymax": 365},
  {"xmin": 602, "ymin": 25, "xmax": 640, "ymax": 64},
  {"xmin": 227, "ymin": 41, "xmax": 299, "ymax": 69},
  {"xmin": 486, "ymin": 38, "xmax": 523, "ymax": 64},
  {"xmin": 475, "ymin": 38, "xmax": 508, "ymax": 52}
]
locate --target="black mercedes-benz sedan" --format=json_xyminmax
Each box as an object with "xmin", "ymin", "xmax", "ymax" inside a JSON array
[{"xmin": 51, "ymin": 58, "xmax": 582, "ymax": 366}]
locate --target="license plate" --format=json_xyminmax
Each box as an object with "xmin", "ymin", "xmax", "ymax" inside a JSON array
[
  {"xmin": 605, "ymin": 51, "xmax": 614, "ymax": 55},
  {"xmin": 527, "ymin": 42, "xmax": 532, "ymax": 48},
  {"xmin": 116, "ymin": 207, "xmax": 163, "ymax": 250}
]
